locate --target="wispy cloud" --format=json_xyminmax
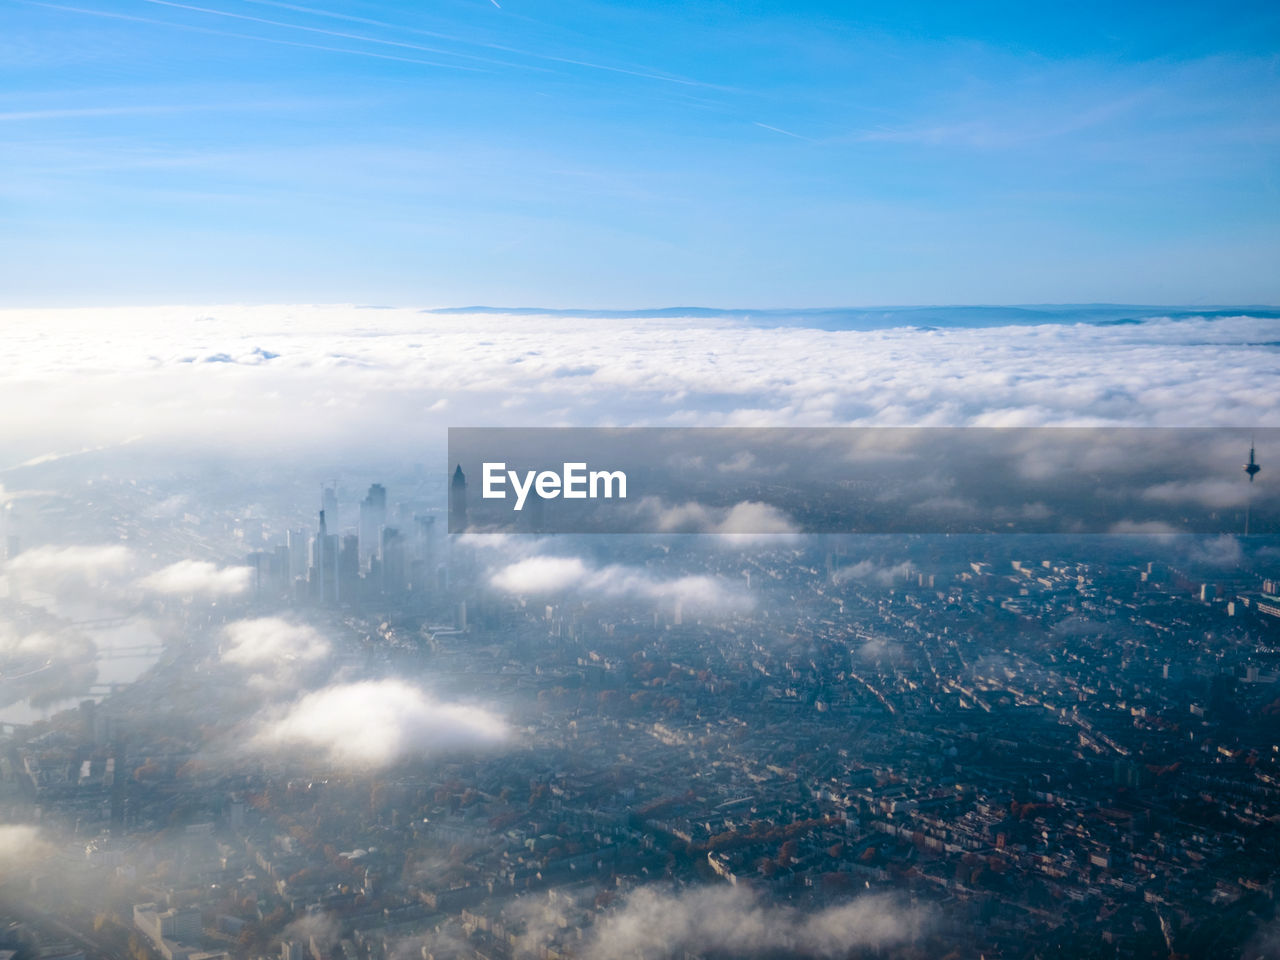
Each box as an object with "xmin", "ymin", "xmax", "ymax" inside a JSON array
[
  {"xmin": 24, "ymin": 0, "xmax": 733, "ymax": 91},
  {"xmin": 852, "ymin": 93, "xmax": 1149, "ymax": 150},
  {"xmin": 137, "ymin": 0, "xmax": 517, "ymax": 70},
  {"xmin": 0, "ymin": 100, "xmax": 332, "ymax": 123},
  {"xmin": 19, "ymin": 0, "xmax": 489, "ymax": 72},
  {"xmin": 753, "ymin": 120, "xmax": 816, "ymax": 142},
  {"xmin": 236, "ymin": 0, "xmax": 732, "ymax": 90}
]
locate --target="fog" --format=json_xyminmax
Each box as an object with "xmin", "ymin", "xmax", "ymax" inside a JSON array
[{"xmin": 2, "ymin": 306, "xmax": 1278, "ymax": 959}]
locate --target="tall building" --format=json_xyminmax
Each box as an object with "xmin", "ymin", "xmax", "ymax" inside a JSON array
[
  {"xmin": 286, "ymin": 528, "xmax": 308, "ymax": 584},
  {"xmin": 359, "ymin": 483, "xmax": 388, "ymax": 565},
  {"xmin": 321, "ymin": 483, "xmax": 340, "ymax": 532},
  {"xmin": 450, "ymin": 464, "xmax": 467, "ymax": 530},
  {"xmin": 412, "ymin": 514, "xmax": 437, "ymax": 593},
  {"xmin": 382, "ymin": 526, "xmax": 406, "ymax": 595},
  {"xmin": 273, "ymin": 544, "xmax": 290, "ymax": 594},
  {"xmin": 133, "ymin": 903, "xmax": 202, "ymax": 955},
  {"xmin": 339, "ymin": 534, "xmax": 361, "ymax": 604},
  {"xmin": 312, "ymin": 510, "xmax": 339, "ymax": 604}
]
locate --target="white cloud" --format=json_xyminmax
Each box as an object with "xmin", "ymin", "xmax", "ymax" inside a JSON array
[
  {"xmin": 587, "ymin": 885, "xmax": 930, "ymax": 959},
  {"xmin": 221, "ymin": 617, "xmax": 330, "ymax": 667},
  {"xmin": 833, "ymin": 559, "xmax": 915, "ymax": 587},
  {"xmin": 0, "ymin": 627, "xmax": 60, "ymax": 658},
  {"xmin": 0, "ymin": 824, "xmax": 49, "ymax": 879},
  {"xmin": 1, "ymin": 306, "xmax": 1277, "ymax": 470},
  {"xmin": 626, "ymin": 497, "xmax": 801, "ymax": 544},
  {"xmin": 715, "ymin": 450, "xmax": 784, "ymax": 474},
  {"xmin": 857, "ymin": 635, "xmax": 906, "ymax": 662},
  {"xmin": 1185, "ymin": 534, "xmax": 1244, "ymax": 568},
  {"xmin": 1142, "ymin": 479, "xmax": 1251, "ymax": 509},
  {"xmin": 282, "ymin": 913, "xmax": 339, "ymax": 951},
  {"xmin": 645, "ymin": 498, "xmax": 800, "ymax": 536},
  {"xmin": 0, "ymin": 624, "xmax": 95, "ymax": 662},
  {"xmin": 489, "ymin": 556, "xmax": 588, "ymax": 594},
  {"xmin": 138, "ymin": 559, "xmax": 252, "ymax": 597},
  {"xmin": 5, "ymin": 545, "xmax": 135, "ymax": 583},
  {"xmin": 592, "ymin": 567, "xmax": 746, "ymax": 611},
  {"xmin": 488, "ymin": 554, "xmax": 750, "ymax": 613},
  {"xmin": 249, "ymin": 679, "xmax": 508, "ymax": 768},
  {"xmin": 1108, "ymin": 520, "xmax": 1181, "ymax": 535}
]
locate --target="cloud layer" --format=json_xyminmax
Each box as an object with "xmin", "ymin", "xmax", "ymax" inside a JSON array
[{"xmin": 2, "ymin": 306, "xmax": 1277, "ymax": 471}]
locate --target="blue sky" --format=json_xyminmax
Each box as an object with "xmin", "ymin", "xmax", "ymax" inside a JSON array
[{"xmin": 2, "ymin": 0, "xmax": 1278, "ymax": 307}]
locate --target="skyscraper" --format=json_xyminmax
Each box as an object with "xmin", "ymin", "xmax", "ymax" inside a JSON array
[
  {"xmin": 359, "ymin": 483, "xmax": 387, "ymax": 565},
  {"xmin": 381, "ymin": 526, "xmax": 406, "ymax": 596},
  {"xmin": 450, "ymin": 465, "xmax": 467, "ymax": 531},
  {"xmin": 286, "ymin": 528, "xmax": 308, "ymax": 584},
  {"xmin": 312, "ymin": 509, "xmax": 339, "ymax": 604},
  {"xmin": 339, "ymin": 533, "xmax": 360, "ymax": 604},
  {"xmin": 413, "ymin": 515, "xmax": 436, "ymax": 592},
  {"xmin": 321, "ymin": 483, "xmax": 339, "ymax": 531}
]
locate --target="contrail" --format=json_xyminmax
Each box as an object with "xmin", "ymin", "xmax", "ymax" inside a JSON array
[
  {"xmin": 239, "ymin": 0, "xmax": 733, "ymax": 91},
  {"xmin": 16, "ymin": 0, "xmax": 489, "ymax": 71},
  {"xmin": 138, "ymin": 0, "xmax": 527, "ymax": 69},
  {"xmin": 753, "ymin": 121, "xmax": 816, "ymax": 142}
]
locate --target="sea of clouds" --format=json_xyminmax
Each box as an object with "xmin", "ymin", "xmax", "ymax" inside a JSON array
[{"xmin": 1, "ymin": 304, "xmax": 1277, "ymax": 471}]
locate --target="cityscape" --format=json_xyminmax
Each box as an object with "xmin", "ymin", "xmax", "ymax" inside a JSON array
[
  {"xmin": 3, "ymin": 461, "xmax": 1280, "ymax": 960},
  {"xmin": 5, "ymin": 0, "xmax": 1280, "ymax": 954}
]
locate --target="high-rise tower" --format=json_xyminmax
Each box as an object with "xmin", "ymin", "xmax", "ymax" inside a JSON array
[
  {"xmin": 450, "ymin": 464, "xmax": 467, "ymax": 531},
  {"xmin": 321, "ymin": 483, "xmax": 340, "ymax": 530},
  {"xmin": 313, "ymin": 509, "xmax": 339, "ymax": 603},
  {"xmin": 359, "ymin": 482, "xmax": 388, "ymax": 564}
]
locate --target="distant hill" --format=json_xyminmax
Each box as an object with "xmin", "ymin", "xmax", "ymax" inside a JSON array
[{"xmin": 421, "ymin": 304, "xmax": 1280, "ymax": 331}]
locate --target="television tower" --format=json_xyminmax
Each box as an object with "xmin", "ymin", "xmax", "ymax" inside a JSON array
[{"xmin": 1244, "ymin": 437, "xmax": 1261, "ymax": 536}]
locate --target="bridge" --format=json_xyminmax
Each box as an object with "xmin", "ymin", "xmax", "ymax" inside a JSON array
[{"xmin": 71, "ymin": 613, "xmax": 143, "ymax": 628}]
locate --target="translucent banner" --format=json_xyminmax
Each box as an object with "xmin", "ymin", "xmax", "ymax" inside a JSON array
[{"xmin": 447, "ymin": 427, "xmax": 1275, "ymax": 535}]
